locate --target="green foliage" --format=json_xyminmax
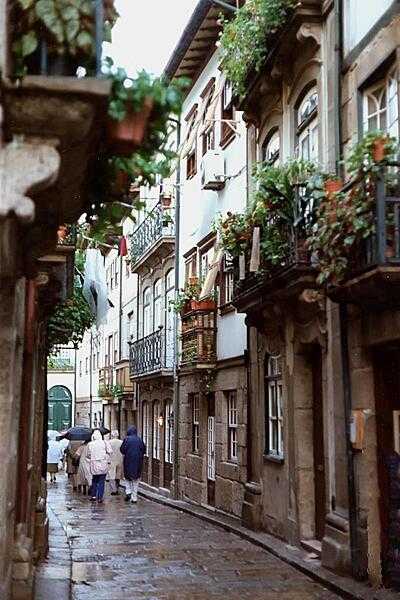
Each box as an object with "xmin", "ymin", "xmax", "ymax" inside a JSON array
[
  {"xmin": 171, "ymin": 280, "xmax": 202, "ymax": 314},
  {"xmin": 47, "ymin": 285, "xmax": 94, "ymax": 352},
  {"xmin": 307, "ymin": 132, "xmax": 399, "ymax": 285},
  {"xmin": 219, "ymin": 0, "xmax": 298, "ymax": 98},
  {"xmin": 12, "ymin": 0, "xmax": 118, "ymax": 76}
]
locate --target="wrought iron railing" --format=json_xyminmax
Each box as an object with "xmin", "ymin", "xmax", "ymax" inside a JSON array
[
  {"xmin": 342, "ymin": 162, "xmax": 400, "ymax": 273},
  {"xmin": 129, "ymin": 201, "xmax": 174, "ymax": 266},
  {"xmin": 234, "ymin": 183, "xmax": 315, "ymax": 289},
  {"xmin": 180, "ymin": 309, "xmax": 217, "ymax": 366},
  {"xmin": 129, "ymin": 328, "xmax": 173, "ymax": 377}
]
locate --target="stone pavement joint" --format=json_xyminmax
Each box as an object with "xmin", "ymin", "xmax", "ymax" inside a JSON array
[{"xmin": 32, "ymin": 476, "xmax": 389, "ymax": 600}]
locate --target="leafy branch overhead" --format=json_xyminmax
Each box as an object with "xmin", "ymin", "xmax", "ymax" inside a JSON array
[{"xmin": 47, "ymin": 286, "xmax": 94, "ymax": 352}]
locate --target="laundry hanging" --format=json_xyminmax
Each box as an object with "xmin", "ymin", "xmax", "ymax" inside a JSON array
[{"xmin": 82, "ymin": 249, "xmax": 109, "ymax": 328}]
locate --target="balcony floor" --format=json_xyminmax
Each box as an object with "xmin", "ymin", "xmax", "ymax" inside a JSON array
[{"xmin": 328, "ymin": 265, "xmax": 400, "ymax": 308}]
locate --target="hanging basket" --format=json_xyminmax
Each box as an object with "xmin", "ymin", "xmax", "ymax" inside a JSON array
[{"xmin": 106, "ymin": 98, "xmax": 153, "ymax": 156}]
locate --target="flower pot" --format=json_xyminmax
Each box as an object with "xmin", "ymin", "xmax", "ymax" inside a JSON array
[
  {"xmin": 188, "ymin": 276, "xmax": 198, "ymax": 286},
  {"xmin": 372, "ymin": 138, "xmax": 387, "ymax": 162},
  {"xmin": 190, "ymin": 299, "xmax": 216, "ymax": 312},
  {"xmin": 161, "ymin": 196, "xmax": 172, "ymax": 208},
  {"xmin": 324, "ymin": 178, "xmax": 342, "ymax": 196},
  {"xmin": 107, "ymin": 97, "xmax": 154, "ymax": 156}
]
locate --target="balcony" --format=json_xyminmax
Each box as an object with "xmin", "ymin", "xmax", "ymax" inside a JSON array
[
  {"xmin": 129, "ymin": 201, "xmax": 175, "ymax": 274},
  {"xmin": 328, "ymin": 164, "xmax": 400, "ymax": 308},
  {"xmin": 233, "ymin": 188, "xmax": 318, "ymax": 315},
  {"xmin": 180, "ymin": 307, "xmax": 217, "ymax": 369},
  {"xmin": 129, "ymin": 328, "xmax": 173, "ymax": 378}
]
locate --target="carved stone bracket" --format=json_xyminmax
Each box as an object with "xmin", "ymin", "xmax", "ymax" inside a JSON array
[
  {"xmin": 0, "ymin": 139, "xmax": 59, "ymax": 224},
  {"xmin": 296, "ymin": 22, "xmax": 322, "ymax": 49}
]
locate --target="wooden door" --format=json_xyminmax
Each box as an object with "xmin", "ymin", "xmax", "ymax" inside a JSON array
[
  {"xmin": 48, "ymin": 386, "xmax": 72, "ymax": 432},
  {"xmin": 207, "ymin": 396, "xmax": 215, "ymax": 506},
  {"xmin": 312, "ymin": 347, "xmax": 326, "ymax": 541},
  {"xmin": 373, "ymin": 347, "xmax": 400, "ymax": 587}
]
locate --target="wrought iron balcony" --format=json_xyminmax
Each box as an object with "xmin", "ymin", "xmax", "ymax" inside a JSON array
[
  {"xmin": 328, "ymin": 163, "xmax": 400, "ymax": 307},
  {"xmin": 180, "ymin": 308, "xmax": 217, "ymax": 368},
  {"xmin": 129, "ymin": 328, "xmax": 173, "ymax": 378},
  {"xmin": 129, "ymin": 201, "xmax": 175, "ymax": 273},
  {"xmin": 233, "ymin": 185, "xmax": 318, "ymax": 312}
]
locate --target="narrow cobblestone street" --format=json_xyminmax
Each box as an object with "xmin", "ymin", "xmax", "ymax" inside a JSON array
[{"xmin": 35, "ymin": 476, "xmax": 344, "ymax": 600}]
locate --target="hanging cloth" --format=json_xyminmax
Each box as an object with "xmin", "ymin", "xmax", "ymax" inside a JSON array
[
  {"xmin": 82, "ymin": 249, "xmax": 109, "ymax": 328},
  {"xmin": 118, "ymin": 236, "xmax": 127, "ymax": 257},
  {"xmin": 199, "ymin": 248, "xmax": 223, "ymax": 299},
  {"xmin": 249, "ymin": 227, "xmax": 260, "ymax": 272}
]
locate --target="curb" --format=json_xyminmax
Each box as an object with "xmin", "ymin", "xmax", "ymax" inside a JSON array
[{"xmin": 138, "ymin": 485, "xmax": 396, "ymax": 600}]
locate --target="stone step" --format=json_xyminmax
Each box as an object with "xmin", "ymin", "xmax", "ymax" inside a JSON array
[{"xmin": 300, "ymin": 539, "xmax": 322, "ymax": 559}]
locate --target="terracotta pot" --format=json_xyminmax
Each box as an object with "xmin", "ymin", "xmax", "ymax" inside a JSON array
[
  {"xmin": 324, "ymin": 178, "xmax": 342, "ymax": 196},
  {"xmin": 162, "ymin": 196, "xmax": 172, "ymax": 208},
  {"xmin": 107, "ymin": 97, "xmax": 153, "ymax": 156},
  {"xmin": 190, "ymin": 299, "xmax": 216, "ymax": 312},
  {"xmin": 372, "ymin": 138, "xmax": 386, "ymax": 162}
]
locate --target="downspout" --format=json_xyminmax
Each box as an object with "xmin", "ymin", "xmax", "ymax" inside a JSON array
[
  {"xmin": 118, "ymin": 253, "xmax": 123, "ymax": 433},
  {"xmin": 334, "ymin": 0, "xmax": 362, "ymax": 580},
  {"xmin": 172, "ymin": 118, "xmax": 181, "ymax": 500}
]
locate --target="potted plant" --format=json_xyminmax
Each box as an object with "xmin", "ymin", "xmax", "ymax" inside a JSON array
[
  {"xmin": 12, "ymin": 0, "xmax": 118, "ymax": 77},
  {"xmin": 190, "ymin": 297, "xmax": 217, "ymax": 312}
]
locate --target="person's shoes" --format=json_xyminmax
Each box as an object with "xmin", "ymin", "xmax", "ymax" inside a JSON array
[
  {"xmin": 97, "ymin": 499, "xmax": 103, "ymax": 504},
  {"xmin": 90, "ymin": 496, "xmax": 96, "ymax": 502},
  {"xmin": 124, "ymin": 494, "xmax": 131, "ymax": 502},
  {"xmin": 130, "ymin": 498, "xmax": 137, "ymax": 504},
  {"xmin": 110, "ymin": 492, "xmax": 118, "ymax": 496}
]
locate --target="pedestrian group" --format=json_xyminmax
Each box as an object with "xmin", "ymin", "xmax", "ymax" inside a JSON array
[{"xmin": 47, "ymin": 426, "xmax": 145, "ymax": 503}]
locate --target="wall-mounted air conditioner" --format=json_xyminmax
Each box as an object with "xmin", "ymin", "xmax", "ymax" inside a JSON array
[{"xmin": 200, "ymin": 150, "xmax": 225, "ymax": 191}]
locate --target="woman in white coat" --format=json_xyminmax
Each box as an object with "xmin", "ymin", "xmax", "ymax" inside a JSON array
[
  {"xmin": 87, "ymin": 429, "xmax": 112, "ymax": 503},
  {"xmin": 108, "ymin": 431, "xmax": 123, "ymax": 495},
  {"xmin": 75, "ymin": 441, "xmax": 92, "ymax": 495}
]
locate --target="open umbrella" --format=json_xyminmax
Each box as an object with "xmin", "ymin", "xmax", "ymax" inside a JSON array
[
  {"xmin": 95, "ymin": 426, "xmax": 111, "ymax": 436},
  {"xmin": 57, "ymin": 426, "xmax": 92, "ymax": 442}
]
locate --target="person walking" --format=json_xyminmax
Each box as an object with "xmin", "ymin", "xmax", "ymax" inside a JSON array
[
  {"xmin": 87, "ymin": 429, "xmax": 112, "ymax": 503},
  {"xmin": 120, "ymin": 426, "xmax": 145, "ymax": 504},
  {"xmin": 66, "ymin": 440, "xmax": 82, "ymax": 491},
  {"xmin": 75, "ymin": 440, "xmax": 92, "ymax": 495},
  {"xmin": 108, "ymin": 430, "xmax": 123, "ymax": 496},
  {"xmin": 47, "ymin": 432, "xmax": 64, "ymax": 483}
]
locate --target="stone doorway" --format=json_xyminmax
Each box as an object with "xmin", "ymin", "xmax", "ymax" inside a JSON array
[{"xmin": 207, "ymin": 395, "xmax": 216, "ymax": 507}]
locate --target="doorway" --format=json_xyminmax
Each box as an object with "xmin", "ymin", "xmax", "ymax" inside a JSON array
[
  {"xmin": 311, "ymin": 346, "xmax": 326, "ymax": 541},
  {"xmin": 48, "ymin": 386, "xmax": 72, "ymax": 432},
  {"xmin": 373, "ymin": 347, "xmax": 400, "ymax": 588},
  {"xmin": 207, "ymin": 395, "xmax": 215, "ymax": 507}
]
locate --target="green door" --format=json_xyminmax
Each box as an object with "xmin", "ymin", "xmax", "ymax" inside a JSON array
[{"xmin": 48, "ymin": 386, "xmax": 72, "ymax": 432}]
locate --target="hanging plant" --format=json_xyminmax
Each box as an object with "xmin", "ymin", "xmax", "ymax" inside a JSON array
[
  {"xmin": 12, "ymin": 0, "xmax": 119, "ymax": 77},
  {"xmin": 219, "ymin": 0, "xmax": 299, "ymax": 98},
  {"xmin": 307, "ymin": 131, "xmax": 398, "ymax": 285},
  {"xmin": 47, "ymin": 285, "xmax": 94, "ymax": 352}
]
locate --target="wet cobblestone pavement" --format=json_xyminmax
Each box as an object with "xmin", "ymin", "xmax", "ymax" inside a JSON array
[{"xmin": 35, "ymin": 475, "xmax": 344, "ymax": 600}]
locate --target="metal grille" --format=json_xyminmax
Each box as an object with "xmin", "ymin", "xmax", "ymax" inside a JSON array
[
  {"xmin": 129, "ymin": 328, "xmax": 170, "ymax": 376},
  {"xmin": 129, "ymin": 201, "xmax": 174, "ymax": 266}
]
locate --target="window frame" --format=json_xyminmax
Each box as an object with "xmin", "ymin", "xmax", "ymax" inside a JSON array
[
  {"xmin": 264, "ymin": 355, "xmax": 284, "ymax": 460},
  {"xmin": 362, "ymin": 63, "xmax": 399, "ymax": 138},
  {"xmin": 219, "ymin": 253, "xmax": 234, "ymax": 308},
  {"xmin": 227, "ymin": 390, "xmax": 238, "ymax": 463},
  {"xmin": 221, "ymin": 79, "xmax": 235, "ymax": 147},
  {"xmin": 192, "ymin": 393, "xmax": 200, "ymax": 454},
  {"xmin": 153, "ymin": 278, "xmax": 163, "ymax": 331},
  {"xmin": 295, "ymin": 86, "xmax": 319, "ymax": 161},
  {"xmin": 142, "ymin": 402, "xmax": 149, "ymax": 456},
  {"xmin": 153, "ymin": 401, "xmax": 161, "ymax": 460},
  {"xmin": 185, "ymin": 105, "xmax": 198, "ymax": 179},
  {"xmin": 262, "ymin": 127, "xmax": 281, "ymax": 166},
  {"xmin": 143, "ymin": 286, "xmax": 152, "ymax": 338},
  {"xmin": 165, "ymin": 400, "xmax": 173, "ymax": 464}
]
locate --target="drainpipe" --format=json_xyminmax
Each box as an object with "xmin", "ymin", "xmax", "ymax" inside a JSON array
[
  {"xmin": 334, "ymin": 0, "xmax": 362, "ymax": 579},
  {"xmin": 172, "ymin": 118, "xmax": 181, "ymax": 500}
]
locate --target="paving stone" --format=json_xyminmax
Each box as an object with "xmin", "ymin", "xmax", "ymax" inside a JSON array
[{"xmin": 35, "ymin": 475, "xmax": 342, "ymax": 600}]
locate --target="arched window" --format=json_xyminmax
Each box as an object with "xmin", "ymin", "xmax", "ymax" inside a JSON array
[
  {"xmin": 296, "ymin": 87, "xmax": 319, "ymax": 161},
  {"xmin": 142, "ymin": 402, "xmax": 149, "ymax": 456},
  {"xmin": 262, "ymin": 128, "xmax": 280, "ymax": 165},
  {"xmin": 153, "ymin": 401, "xmax": 161, "ymax": 460},
  {"xmin": 153, "ymin": 279, "xmax": 163, "ymax": 330},
  {"xmin": 264, "ymin": 355, "xmax": 284, "ymax": 458},
  {"xmin": 143, "ymin": 287, "xmax": 152, "ymax": 337},
  {"xmin": 165, "ymin": 400, "xmax": 173, "ymax": 464},
  {"xmin": 363, "ymin": 65, "xmax": 398, "ymax": 138}
]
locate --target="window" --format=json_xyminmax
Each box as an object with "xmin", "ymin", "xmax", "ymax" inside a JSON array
[
  {"xmin": 202, "ymin": 83, "xmax": 215, "ymax": 156},
  {"xmin": 107, "ymin": 335, "xmax": 113, "ymax": 366},
  {"xmin": 200, "ymin": 244, "xmax": 215, "ymax": 281},
  {"xmin": 97, "ymin": 352, "xmax": 100, "ymax": 369},
  {"xmin": 165, "ymin": 270, "xmax": 175, "ymax": 366},
  {"xmin": 262, "ymin": 128, "xmax": 280, "ymax": 165},
  {"xmin": 79, "ymin": 360, "xmax": 82, "ymax": 377},
  {"xmin": 185, "ymin": 106, "xmax": 198, "ymax": 179},
  {"xmin": 296, "ymin": 87, "xmax": 319, "ymax": 161},
  {"xmin": 187, "ymin": 150, "xmax": 196, "ymax": 179},
  {"xmin": 220, "ymin": 254, "xmax": 234, "ymax": 306},
  {"xmin": 115, "ymin": 257, "xmax": 119, "ymax": 287},
  {"xmin": 192, "ymin": 394, "xmax": 200, "ymax": 453},
  {"xmin": 227, "ymin": 391, "xmax": 238, "ymax": 462},
  {"xmin": 153, "ymin": 279, "xmax": 163, "ymax": 330},
  {"xmin": 85, "ymin": 357, "xmax": 88, "ymax": 374},
  {"xmin": 184, "ymin": 251, "xmax": 197, "ymax": 284},
  {"xmin": 165, "ymin": 400, "xmax": 173, "ymax": 463},
  {"xmin": 265, "ymin": 355, "xmax": 284, "ymax": 458},
  {"xmin": 221, "ymin": 79, "xmax": 235, "ymax": 146},
  {"xmin": 142, "ymin": 402, "xmax": 149, "ymax": 456},
  {"xmin": 126, "ymin": 311, "xmax": 133, "ymax": 353},
  {"xmin": 153, "ymin": 402, "xmax": 161, "ymax": 460},
  {"xmin": 113, "ymin": 331, "xmax": 118, "ymax": 364},
  {"xmin": 363, "ymin": 65, "xmax": 398, "ymax": 138},
  {"xmin": 143, "ymin": 287, "xmax": 152, "ymax": 337}
]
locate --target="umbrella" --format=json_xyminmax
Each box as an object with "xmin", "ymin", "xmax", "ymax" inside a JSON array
[
  {"xmin": 57, "ymin": 426, "xmax": 92, "ymax": 442},
  {"xmin": 95, "ymin": 426, "xmax": 111, "ymax": 436}
]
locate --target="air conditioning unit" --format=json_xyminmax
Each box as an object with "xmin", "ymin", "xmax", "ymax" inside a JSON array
[{"xmin": 200, "ymin": 150, "xmax": 225, "ymax": 191}]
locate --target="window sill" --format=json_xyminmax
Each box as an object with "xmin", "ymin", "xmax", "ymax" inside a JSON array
[
  {"xmin": 219, "ymin": 302, "xmax": 235, "ymax": 316},
  {"xmin": 220, "ymin": 133, "xmax": 235, "ymax": 150},
  {"xmin": 263, "ymin": 454, "xmax": 284, "ymax": 465}
]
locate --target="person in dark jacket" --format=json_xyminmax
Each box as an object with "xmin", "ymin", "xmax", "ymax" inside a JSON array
[{"xmin": 120, "ymin": 426, "xmax": 145, "ymax": 503}]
